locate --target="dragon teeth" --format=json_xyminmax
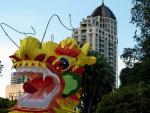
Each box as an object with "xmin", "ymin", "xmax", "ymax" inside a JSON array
[
  {"xmin": 43, "ymin": 92, "xmax": 48, "ymax": 97},
  {"xmin": 15, "ymin": 66, "xmax": 61, "ymax": 84},
  {"xmin": 43, "ymin": 72, "xmax": 47, "ymax": 81},
  {"xmin": 16, "ymin": 66, "xmax": 59, "ymax": 81}
]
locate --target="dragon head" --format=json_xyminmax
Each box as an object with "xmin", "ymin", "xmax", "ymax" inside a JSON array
[{"xmin": 10, "ymin": 36, "xmax": 96, "ymax": 112}]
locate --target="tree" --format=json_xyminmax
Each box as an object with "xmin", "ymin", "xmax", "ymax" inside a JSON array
[
  {"xmin": 97, "ymin": 0, "xmax": 150, "ymax": 113},
  {"xmin": 120, "ymin": 59, "xmax": 150, "ymax": 87},
  {"xmin": 121, "ymin": 0, "xmax": 150, "ymax": 66},
  {"xmin": 80, "ymin": 51, "xmax": 115, "ymax": 113},
  {"xmin": 0, "ymin": 97, "xmax": 16, "ymax": 113},
  {"xmin": 120, "ymin": 0, "xmax": 150, "ymax": 87},
  {"xmin": 119, "ymin": 67, "xmax": 131, "ymax": 86},
  {"xmin": 96, "ymin": 83, "xmax": 150, "ymax": 113}
]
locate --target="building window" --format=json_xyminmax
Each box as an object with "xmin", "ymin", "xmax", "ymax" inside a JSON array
[
  {"xmin": 109, "ymin": 53, "xmax": 113, "ymax": 56},
  {"xmin": 90, "ymin": 43, "xmax": 92, "ymax": 47},
  {"xmin": 75, "ymin": 31, "xmax": 78, "ymax": 34},
  {"xmin": 106, "ymin": 29, "xmax": 110, "ymax": 32},
  {"xmin": 74, "ymin": 36, "xmax": 78, "ymax": 40},
  {"xmin": 93, "ymin": 20, "xmax": 95, "ymax": 25},
  {"xmin": 90, "ymin": 37, "xmax": 93, "ymax": 42},
  {"xmin": 88, "ymin": 19, "xmax": 91, "ymax": 22},
  {"xmin": 100, "ymin": 18, "xmax": 102, "ymax": 22},
  {"xmin": 99, "ymin": 30, "xmax": 101, "ymax": 33},
  {"xmin": 81, "ymin": 35, "xmax": 86, "ymax": 39},
  {"xmin": 111, "ymin": 20, "xmax": 113, "ymax": 24},
  {"xmin": 103, "ymin": 24, "xmax": 104, "ymax": 28},
  {"xmin": 96, "ymin": 34, "xmax": 98, "ymax": 37},
  {"xmin": 99, "ymin": 49, "xmax": 104, "ymax": 53},
  {"xmin": 96, "ymin": 29, "xmax": 98, "ymax": 32},
  {"xmin": 109, "ymin": 48, "xmax": 113, "ymax": 51},
  {"xmin": 100, "ymin": 24, "xmax": 102, "ymax": 27},
  {"xmin": 99, "ymin": 44, "xmax": 104, "ymax": 48},
  {"xmin": 90, "ymin": 34, "xmax": 93, "ymax": 37},
  {"xmin": 96, "ymin": 37, "xmax": 98, "ymax": 42},
  {"xmin": 96, "ymin": 22, "xmax": 99, "ymax": 26},
  {"xmin": 99, "ymin": 39, "xmax": 104, "ymax": 43},
  {"xmin": 88, "ymin": 23, "xmax": 91, "ymax": 27},
  {"xmin": 81, "ymin": 39, "xmax": 86, "ymax": 43},
  {"xmin": 102, "ymin": 31, "xmax": 104, "ymax": 36},
  {"xmin": 81, "ymin": 23, "xmax": 87, "ymax": 27}
]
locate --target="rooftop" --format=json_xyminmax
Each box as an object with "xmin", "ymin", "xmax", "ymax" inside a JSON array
[{"xmin": 91, "ymin": 2, "xmax": 116, "ymax": 20}]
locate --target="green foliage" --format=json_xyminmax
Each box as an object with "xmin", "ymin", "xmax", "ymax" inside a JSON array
[
  {"xmin": 121, "ymin": 0, "xmax": 150, "ymax": 66},
  {"xmin": 120, "ymin": 1, "xmax": 150, "ymax": 110},
  {"xmin": 131, "ymin": 0, "xmax": 150, "ymax": 34},
  {"xmin": 142, "ymin": 38, "xmax": 150, "ymax": 60},
  {"xmin": 7, "ymin": 99, "xmax": 17, "ymax": 109},
  {"xmin": 119, "ymin": 67, "xmax": 131, "ymax": 86},
  {"xmin": 121, "ymin": 48, "xmax": 138, "ymax": 67},
  {"xmin": 0, "ymin": 97, "xmax": 16, "ymax": 113},
  {"xmin": 81, "ymin": 51, "xmax": 115, "ymax": 113},
  {"xmin": 96, "ymin": 83, "xmax": 150, "ymax": 113},
  {"xmin": 120, "ymin": 59, "xmax": 150, "ymax": 86}
]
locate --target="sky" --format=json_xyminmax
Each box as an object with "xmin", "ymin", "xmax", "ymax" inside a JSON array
[{"xmin": 0, "ymin": 0, "xmax": 136, "ymax": 97}]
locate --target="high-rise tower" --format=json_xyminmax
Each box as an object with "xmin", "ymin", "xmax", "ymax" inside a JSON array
[{"xmin": 73, "ymin": 2, "xmax": 118, "ymax": 87}]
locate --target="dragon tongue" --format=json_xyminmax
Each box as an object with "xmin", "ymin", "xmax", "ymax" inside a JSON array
[
  {"xmin": 23, "ymin": 77, "xmax": 43, "ymax": 94},
  {"xmin": 23, "ymin": 76, "xmax": 55, "ymax": 95},
  {"xmin": 44, "ymin": 77, "xmax": 56, "ymax": 94},
  {"xmin": 23, "ymin": 82, "xmax": 38, "ymax": 94},
  {"xmin": 43, "ymin": 77, "xmax": 54, "ymax": 86}
]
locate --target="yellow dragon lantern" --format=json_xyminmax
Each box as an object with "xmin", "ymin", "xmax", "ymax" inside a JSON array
[{"xmin": 9, "ymin": 36, "xmax": 96, "ymax": 113}]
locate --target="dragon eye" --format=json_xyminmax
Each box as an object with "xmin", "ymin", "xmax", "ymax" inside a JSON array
[{"xmin": 59, "ymin": 57, "xmax": 70, "ymax": 70}]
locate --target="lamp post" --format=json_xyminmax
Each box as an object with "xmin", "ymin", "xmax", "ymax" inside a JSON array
[{"xmin": 0, "ymin": 60, "xmax": 4, "ymax": 76}]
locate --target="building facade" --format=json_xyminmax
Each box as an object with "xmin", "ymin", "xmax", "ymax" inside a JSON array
[
  {"xmin": 10, "ymin": 73, "xmax": 26, "ymax": 85},
  {"xmin": 6, "ymin": 84, "xmax": 24, "ymax": 100},
  {"xmin": 6, "ymin": 73, "xmax": 25, "ymax": 100},
  {"xmin": 73, "ymin": 2, "xmax": 118, "ymax": 87}
]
